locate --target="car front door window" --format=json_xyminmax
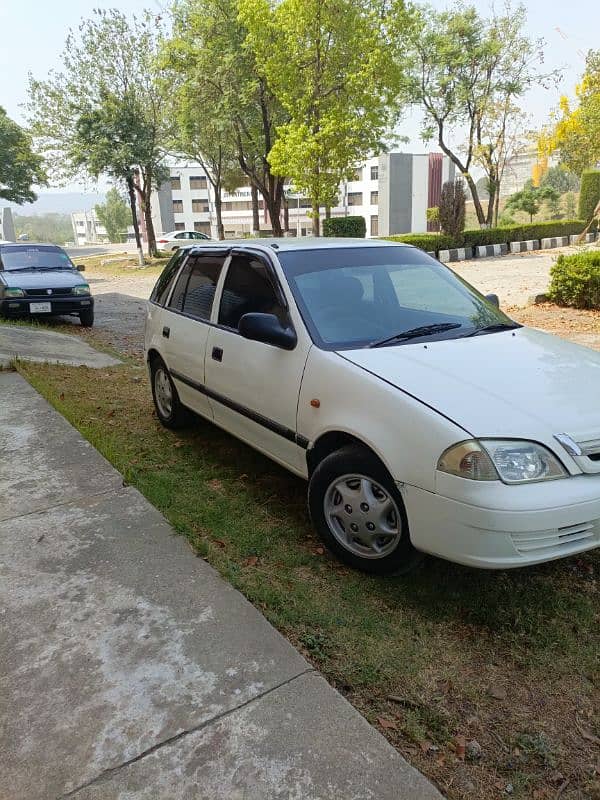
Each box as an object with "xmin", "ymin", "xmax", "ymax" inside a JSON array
[{"xmin": 218, "ymin": 255, "xmax": 286, "ymax": 330}]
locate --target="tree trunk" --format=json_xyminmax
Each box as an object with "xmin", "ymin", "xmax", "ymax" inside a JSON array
[
  {"xmin": 437, "ymin": 133, "xmax": 486, "ymax": 226},
  {"xmin": 494, "ymin": 184, "xmax": 501, "ymax": 227},
  {"xmin": 325, "ymin": 206, "xmax": 331, "ymax": 220},
  {"xmin": 214, "ymin": 188, "xmax": 225, "ymax": 240},
  {"xmin": 134, "ymin": 167, "xmax": 157, "ymax": 258},
  {"xmin": 251, "ymin": 183, "xmax": 260, "ymax": 234},
  {"xmin": 126, "ymin": 175, "xmax": 144, "ymax": 266},
  {"xmin": 283, "ymin": 197, "xmax": 289, "ymax": 232},
  {"xmin": 311, "ymin": 201, "xmax": 320, "ymax": 236}
]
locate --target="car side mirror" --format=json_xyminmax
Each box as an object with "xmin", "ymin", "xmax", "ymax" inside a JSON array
[
  {"xmin": 76, "ymin": 265, "xmax": 85, "ymax": 272},
  {"xmin": 238, "ymin": 312, "xmax": 297, "ymax": 350},
  {"xmin": 486, "ymin": 293, "xmax": 499, "ymax": 308}
]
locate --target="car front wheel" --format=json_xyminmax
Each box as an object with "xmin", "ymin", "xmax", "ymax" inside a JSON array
[
  {"xmin": 308, "ymin": 445, "xmax": 422, "ymax": 575},
  {"xmin": 79, "ymin": 308, "xmax": 94, "ymax": 327}
]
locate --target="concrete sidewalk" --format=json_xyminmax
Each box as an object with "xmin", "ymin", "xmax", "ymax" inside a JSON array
[
  {"xmin": 0, "ymin": 323, "xmax": 121, "ymax": 368},
  {"xmin": 0, "ymin": 370, "xmax": 443, "ymax": 800}
]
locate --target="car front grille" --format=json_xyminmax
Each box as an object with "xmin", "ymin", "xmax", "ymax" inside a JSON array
[
  {"xmin": 511, "ymin": 520, "xmax": 599, "ymax": 556},
  {"xmin": 24, "ymin": 288, "xmax": 73, "ymax": 297}
]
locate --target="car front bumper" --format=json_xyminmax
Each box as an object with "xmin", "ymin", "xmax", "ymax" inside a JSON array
[
  {"xmin": 0, "ymin": 296, "xmax": 94, "ymax": 316},
  {"xmin": 402, "ymin": 475, "xmax": 600, "ymax": 568}
]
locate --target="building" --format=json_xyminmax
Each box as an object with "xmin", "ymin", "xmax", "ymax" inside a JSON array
[
  {"xmin": 71, "ymin": 211, "xmax": 110, "ymax": 246},
  {"xmin": 501, "ymin": 144, "xmax": 557, "ymax": 197},
  {"xmin": 151, "ymin": 152, "xmax": 454, "ymax": 239},
  {"xmin": 0, "ymin": 207, "xmax": 16, "ymax": 241}
]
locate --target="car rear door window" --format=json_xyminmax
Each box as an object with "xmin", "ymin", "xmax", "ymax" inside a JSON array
[
  {"xmin": 218, "ymin": 255, "xmax": 285, "ymax": 329},
  {"xmin": 168, "ymin": 254, "xmax": 226, "ymax": 320}
]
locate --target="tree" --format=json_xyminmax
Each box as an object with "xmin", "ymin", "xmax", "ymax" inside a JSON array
[
  {"xmin": 540, "ymin": 50, "xmax": 600, "ymax": 174},
  {"xmin": 405, "ymin": 4, "xmax": 553, "ymax": 227},
  {"xmin": 14, "ymin": 213, "xmax": 72, "ymax": 243},
  {"xmin": 539, "ymin": 165, "xmax": 580, "ymax": 194},
  {"xmin": 95, "ymin": 188, "xmax": 130, "ymax": 242},
  {"xmin": 505, "ymin": 185, "xmax": 558, "ymax": 222},
  {"xmin": 27, "ymin": 9, "xmax": 170, "ymax": 260},
  {"xmin": 439, "ymin": 179, "xmax": 466, "ymax": 238},
  {"xmin": 0, "ymin": 107, "xmax": 46, "ymax": 204},
  {"xmin": 239, "ymin": 0, "xmax": 408, "ymax": 235},
  {"xmin": 164, "ymin": 0, "xmax": 288, "ymax": 236},
  {"xmin": 578, "ymin": 170, "xmax": 600, "ymax": 222}
]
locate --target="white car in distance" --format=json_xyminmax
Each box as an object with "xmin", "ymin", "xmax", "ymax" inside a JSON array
[
  {"xmin": 144, "ymin": 239, "xmax": 600, "ymax": 575},
  {"xmin": 156, "ymin": 230, "xmax": 211, "ymax": 252}
]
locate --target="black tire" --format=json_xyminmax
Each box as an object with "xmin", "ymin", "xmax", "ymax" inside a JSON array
[
  {"xmin": 150, "ymin": 355, "xmax": 191, "ymax": 429},
  {"xmin": 79, "ymin": 308, "xmax": 94, "ymax": 327},
  {"xmin": 308, "ymin": 445, "xmax": 423, "ymax": 576}
]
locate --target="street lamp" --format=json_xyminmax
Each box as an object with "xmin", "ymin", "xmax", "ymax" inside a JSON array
[{"xmin": 285, "ymin": 189, "xmax": 303, "ymax": 237}]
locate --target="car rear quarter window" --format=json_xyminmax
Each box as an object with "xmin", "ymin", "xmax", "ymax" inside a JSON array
[{"xmin": 150, "ymin": 252, "xmax": 185, "ymax": 306}]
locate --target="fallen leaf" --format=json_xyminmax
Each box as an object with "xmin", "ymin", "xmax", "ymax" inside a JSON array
[
  {"xmin": 419, "ymin": 740, "xmax": 434, "ymax": 753},
  {"xmin": 173, "ymin": 440, "xmax": 184, "ymax": 448},
  {"xmin": 377, "ymin": 717, "xmax": 398, "ymax": 730},
  {"xmin": 59, "ymin": 393, "xmax": 65, "ymax": 400},
  {"xmin": 488, "ymin": 685, "xmax": 507, "ymax": 700},
  {"xmin": 37, "ymin": 534, "xmax": 45, "ymax": 543},
  {"xmin": 213, "ymin": 539, "xmax": 226, "ymax": 549},
  {"xmin": 577, "ymin": 723, "xmax": 600, "ymax": 745},
  {"xmin": 243, "ymin": 556, "xmax": 258, "ymax": 567},
  {"xmin": 313, "ymin": 546, "xmax": 325, "ymax": 556},
  {"xmin": 454, "ymin": 735, "xmax": 466, "ymax": 761},
  {"xmin": 207, "ymin": 479, "xmax": 224, "ymax": 492}
]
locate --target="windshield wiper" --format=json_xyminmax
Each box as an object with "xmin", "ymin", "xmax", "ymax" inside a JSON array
[
  {"xmin": 368, "ymin": 322, "xmax": 463, "ymax": 348},
  {"xmin": 460, "ymin": 322, "xmax": 521, "ymax": 338}
]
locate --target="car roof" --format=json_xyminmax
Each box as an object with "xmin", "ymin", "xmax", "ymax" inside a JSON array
[
  {"xmin": 0, "ymin": 242, "xmax": 63, "ymax": 249},
  {"xmin": 180, "ymin": 237, "xmax": 412, "ymax": 254}
]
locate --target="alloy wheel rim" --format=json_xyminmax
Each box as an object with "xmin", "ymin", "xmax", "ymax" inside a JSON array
[
  {"xmin": 154, "ymin": 368, "xmax": 173, "ymax": 418},
  {"xmin": 324, "ymin": 474, "xmax": 402, "ymax": 559}
]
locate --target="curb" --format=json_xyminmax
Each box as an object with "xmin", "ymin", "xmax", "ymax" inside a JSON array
[
  {"xmin": 569, "ymin": 233, "xmax": 597, "ymax": 245},
  {"xmin": 438, "ymin": 247, "xmax": 473, "ymax": 263},
  {"xmin": 510, "ymin": 239, "xmax": 540, "ymax": 254},
  {"xmin": 474, "ymin": 243, "xmax": 508, "ymax": 258},
  {"xmin": 541, "ymin": 236, "xmax": 569, "ymax": 250}
]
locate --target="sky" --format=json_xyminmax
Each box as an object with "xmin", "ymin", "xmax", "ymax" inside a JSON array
[{"xmin": 0, "ymin": 0, "xmax": 596, "ymax": 197}]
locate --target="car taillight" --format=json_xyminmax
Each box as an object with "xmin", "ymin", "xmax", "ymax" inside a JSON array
[{"xmin": 158, "ymin": 238, "xmax": 168, "ymax": 243}]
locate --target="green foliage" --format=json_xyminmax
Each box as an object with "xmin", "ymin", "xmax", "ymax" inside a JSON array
[
  {"xmin": 383, "ymin": 233, "xmax": 457, "ymax": 252},
  {"xmin": 384, "ymin": 221, "xmax": 586, "ymax": 253},
  {"xmin": 14, "ymin": 213, "xmax": 72, "ymax": 244},
  {"xmin": 94, "ymin": 188, "xmax": 130, "ymax": 243},
  {"xmin": 322, "ymin": 216, "xmax": 366, "ymax": 238},
  {"xmin": 562, "ymin": 192, "xmax": 578, "ymax": 219},
  {"xmin": 578, "ymin": 170, "xmax": 600, "ymax": 222},
  {"xmin": 239, "ymin": 0, "xmax": 409, "ymax": 234},
  {"xmin": 439, "ymin": 179, "xmax": 466, "ymax": 237},
  {"xmin": 27, "ymin": 9, "xmax": 169, "ymax": 256},
  {"xmin": 539, "ymin": 165, "xmax": 580, "ymax": 194},
  {"xmin": 505, "ymin": 185, "xmax": 559, "ymax": 222},
  {"xmin": 548, "ymin": 251, "xmax": 600, "ymax": 309},
  {"xmin": 405, "ymin": 4, "xmax": 551, "ymax": 226},
  {"xmin": 0, "ymin": 106, "xmax": 46, "ymax": 204}
]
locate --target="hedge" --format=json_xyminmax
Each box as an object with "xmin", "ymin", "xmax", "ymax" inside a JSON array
[
  {"xmin": 383, "ymin": 220, "xmax": 589, "ymax": 253},
  {"xmin": 578, "ymin": 170, "xmax": 600, "ymax": 222},
  {"xmin": 548, "ymin": 250, "xmax": 600, "ymax": 309},
  {"xmin": 323, "ymin": 215, "xmax": 366, "ymax": 237},
  {"xmin": 383, "ymin": 233, "xmax": 457, "ymax": 252}
]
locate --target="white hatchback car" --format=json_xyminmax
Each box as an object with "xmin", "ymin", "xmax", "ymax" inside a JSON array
[
  {"xmin": 145, "ymin": 239, "xmax": 600, "ymax": 575},
  {"xmin": 157, "ymin": 230, "xmax": 211, "ymax": 252}
]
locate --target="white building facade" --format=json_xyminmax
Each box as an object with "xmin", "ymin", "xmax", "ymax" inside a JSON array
[
  {"xmin": 71, "ymin": 211, "xmax": 109, "ymax": 246},
  {"xmin": 151, "ymin": 152, "xmax": 454, "ymax": 240}
]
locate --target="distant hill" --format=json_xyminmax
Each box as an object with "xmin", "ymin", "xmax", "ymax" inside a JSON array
[{"xmin": 4, "ymin": 192, "xmax": 106, "ymax": 216}]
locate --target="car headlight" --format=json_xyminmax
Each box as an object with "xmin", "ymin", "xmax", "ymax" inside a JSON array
[
  {"xmin": 438, "ymin": 439, "xmax": 567, "ymax": 483},
  {"xmin": 72, "ymin": 284, "xmax": 91, "ymax": 296},
  {"xmin": 3, "ymin": 287, "xmax": 25, "ymax": 298}
]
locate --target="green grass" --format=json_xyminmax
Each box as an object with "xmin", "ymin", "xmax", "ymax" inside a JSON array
[{"xmin": 17, "ymin": 360, "xmax": 600, "ymax": 800}]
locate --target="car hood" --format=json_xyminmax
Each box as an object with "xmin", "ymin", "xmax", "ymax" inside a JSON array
[
  {"xmin": 341, "ymin": 327, "xmax": 600, "ymax": 442},
  {"xmin": 0, "ymin": 269, "xmax": 84, "ymax": 289}
]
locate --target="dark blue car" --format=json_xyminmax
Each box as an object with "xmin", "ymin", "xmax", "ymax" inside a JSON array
[{"xmin": 0, "ymin": 243, "xmax": 94, "ymax": 327}]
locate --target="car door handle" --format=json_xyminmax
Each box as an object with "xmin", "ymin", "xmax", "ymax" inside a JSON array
[
  {"xmin": 211, "ymin": 346, "xmax": 223, "ymax": 362},
  {"xmin": 162, "ymin": 326, "xmax": 170, "ymax": 338}
]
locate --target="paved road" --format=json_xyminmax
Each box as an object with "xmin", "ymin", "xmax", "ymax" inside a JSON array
[{"xmin": 0, "ymin": 371, "xmax": 442, "ymax": 800}]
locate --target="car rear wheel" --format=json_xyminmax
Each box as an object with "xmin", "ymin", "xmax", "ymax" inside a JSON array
[
  {"xmin": 308, "ymin": 445, "xmax": 423, "ymax": 575},
  {"xmin": 79, "ymin": 308, "xmax": 94, "ymax": 327},
  {"xmin": 150, "ymin": 356, "xmax": 190, "ymax": 429}
]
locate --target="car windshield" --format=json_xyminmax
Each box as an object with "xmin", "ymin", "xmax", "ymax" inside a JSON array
[
  {"xmin": 0, "ymin": 245, "xmax": 74, "ymax": 271},
  {"xmin": 278, "ymin": 246, "xmax": 518, "ymax": 350}
]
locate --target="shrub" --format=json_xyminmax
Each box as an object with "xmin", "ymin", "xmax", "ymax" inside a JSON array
[
  {"xmin": 383, "ymin": 233, "xmax": 458, "ymax": 252},
  {"xmin": 548, "ymin": 251, "xmax": 600, "ymax": 309},
  {"xmin": 578, "ymin": 170, "xmax": 600, "ymax": 222},
  {"xmin": 439, "ymin": 179, "xmax": 466, "ymax": 238},
  {"xmin": 323, "ymin": 215, "xmax": 366, "ymax": 237}
]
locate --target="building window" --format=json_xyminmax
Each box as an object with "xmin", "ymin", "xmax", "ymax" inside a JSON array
[
  {"xmin": 370, "ymin": 166, "xmax": 378, "ymax": 180},
  {"xmin": 370, "ymin": 191, "xmax": 378, "ymax": 205},
  {"xmin": 189, "ymin": 175, "xmax": 207, "ymax": 190},
  {"xmin": 347, "ymin": 192, "xmax": 363, "ymax": 206},
  {"xmin": 194, "ymin": 221, "xmax": 211, "ymax": 234},
  {"xmin": 170, "ymin": 176, "xmax": 181, "ymax": 190},
  {"xmin": 223, "ymin": 200, "xmax": 253, "ymax": 211},
  {"xmin": 174, "ymin": 222, "xmax": 185, "ymax": 231},
  {"xmin": 173, "ymin": 199, "xmax": 184, "ymax": 213},
  {"xmin": 370, "ymin": 215, "xmax": 379, "ymax": 236},
  {"xmin": 192, "ymin": 199, "xmax": 209, "ymax": 213},
  {"xmin": 352, "ymin": 168, "xmax": 362, "ymax": 181}
]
